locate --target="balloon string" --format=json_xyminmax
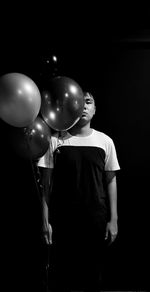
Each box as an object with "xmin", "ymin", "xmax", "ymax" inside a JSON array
[
  {"xmin": 24, "ymin": 131, "xmax": 50, "ymax": 291},
  {"xmin": 46, "ymin": 245, "xmax": 50, "ymax": 292},
  {"xmin": 24, "ymin": 129, "xmax": 43, "ymax": 205}
]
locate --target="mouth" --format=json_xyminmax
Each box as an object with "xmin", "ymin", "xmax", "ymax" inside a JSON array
[{"xmin": 82, "ymin": 112, "xmax": 87, "ymax": 116}]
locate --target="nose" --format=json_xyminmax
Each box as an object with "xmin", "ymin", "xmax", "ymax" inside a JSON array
[{"xmin": 84, "ymin": 102, "xmax": 87, "ymax": 110}]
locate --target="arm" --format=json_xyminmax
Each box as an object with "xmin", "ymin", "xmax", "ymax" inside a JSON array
[
  {"xmin": 105, "ymin": 174, "xmax": 118, "ymax": 244},
  {"xmin": 39, "ymin": 167, "xmax": 53, "ymax": 245}
]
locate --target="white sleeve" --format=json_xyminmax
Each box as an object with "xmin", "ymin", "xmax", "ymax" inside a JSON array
[
  {"xmin": 105, "ymin": 138, "xmax": 120, "ymax": 171},
  {"xmin": 37, "ymin": 147, "xmax": 53, "ymax": 168},
  {"xmin": 37, "ymin": 135, "xmax": 58, "ymax": 168}
]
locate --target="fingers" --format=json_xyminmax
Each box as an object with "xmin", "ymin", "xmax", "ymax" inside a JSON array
[
  {"xmin": 44, "ymin": 234, "xmax": 50, "ymax": 245},
  {"xmin": 48, "ymin": 223, "xmax": 53, "ymax": 244},
  {"xmin": 111, "ymin": 232, "xmax": 117, "ymax": 243},
  {"xmin": 105, "ymin": 221, "xmax": 118, "ymax": 245},
  {"xmin": 105, "ymin": 229, "xmax": 108, "ymax": 240},
  {"xmin": 105, "ymin": 230, "xmax": 118, "ymax": 245},
  {"xmin": 43, "ymin": 225, "xmax": 53, "ymax": 245},
  {"xmin": 44, "ymin": 234, "xmax": 52, "ymax": 245}
]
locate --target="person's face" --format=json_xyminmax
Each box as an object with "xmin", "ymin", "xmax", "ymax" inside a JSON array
[{"xmin": 80, "ymin": 94, "xmax": 96, "ymax": 123}]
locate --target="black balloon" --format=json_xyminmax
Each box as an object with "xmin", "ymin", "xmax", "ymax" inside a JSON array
[
  {"xmin": 40, "ymin": 76, "xmax": 84, "ymax": 131},
  {"xmin": 10, "ymin": 116, "xmax": 51, "ymax": 160}
]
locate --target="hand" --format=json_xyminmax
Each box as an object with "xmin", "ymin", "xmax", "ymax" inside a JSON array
[
  {"xmin": 105, "ymin": 219, "xmax": 118, "ymax": 245},
  {"xmin": 43, "ymin": 223, "xmax": 52, "ymax": 245}
]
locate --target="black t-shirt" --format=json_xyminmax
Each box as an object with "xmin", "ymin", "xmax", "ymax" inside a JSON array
[{"xmin": 38, "ymin": 129, "xmax": 120, "ymax": 227}]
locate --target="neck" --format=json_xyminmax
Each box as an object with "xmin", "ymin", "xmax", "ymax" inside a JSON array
[{"xmin": 68, "ymin": 122, "xmax": 92, "ymax": 137}]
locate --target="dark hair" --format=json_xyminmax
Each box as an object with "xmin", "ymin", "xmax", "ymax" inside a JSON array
[{"xmin": 83, "ymin": 91, "xmax": 93, "ymax": 98}]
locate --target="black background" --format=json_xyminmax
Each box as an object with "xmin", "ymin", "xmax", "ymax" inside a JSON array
[{"xmin": 0, "ymin": 7, "xmax": 150, "ymax": 291}]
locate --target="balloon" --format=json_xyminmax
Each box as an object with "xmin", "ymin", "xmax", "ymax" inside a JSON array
[
  {"xmin": 40, "ymin": 76, "xmax": 84, "ymax": 131},
  {"xmin": 10, "ymin": 116, "xmax": 51, "ymax": 160},
  {"xmin": 0, "ymin": 72, "xmax": 41, "ymax": 127}
]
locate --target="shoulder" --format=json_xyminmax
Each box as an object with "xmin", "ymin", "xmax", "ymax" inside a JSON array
[
  {"xmin": 50, "ymin": 131, "xmax": 69, "ymax": 149},
  {"xmin": 49, "ymin": 132, "xmax": 59, "ymax": 152},
  {"xmin": 93, "ymin": 129, "xmax": 114, "ymax": 144}
]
